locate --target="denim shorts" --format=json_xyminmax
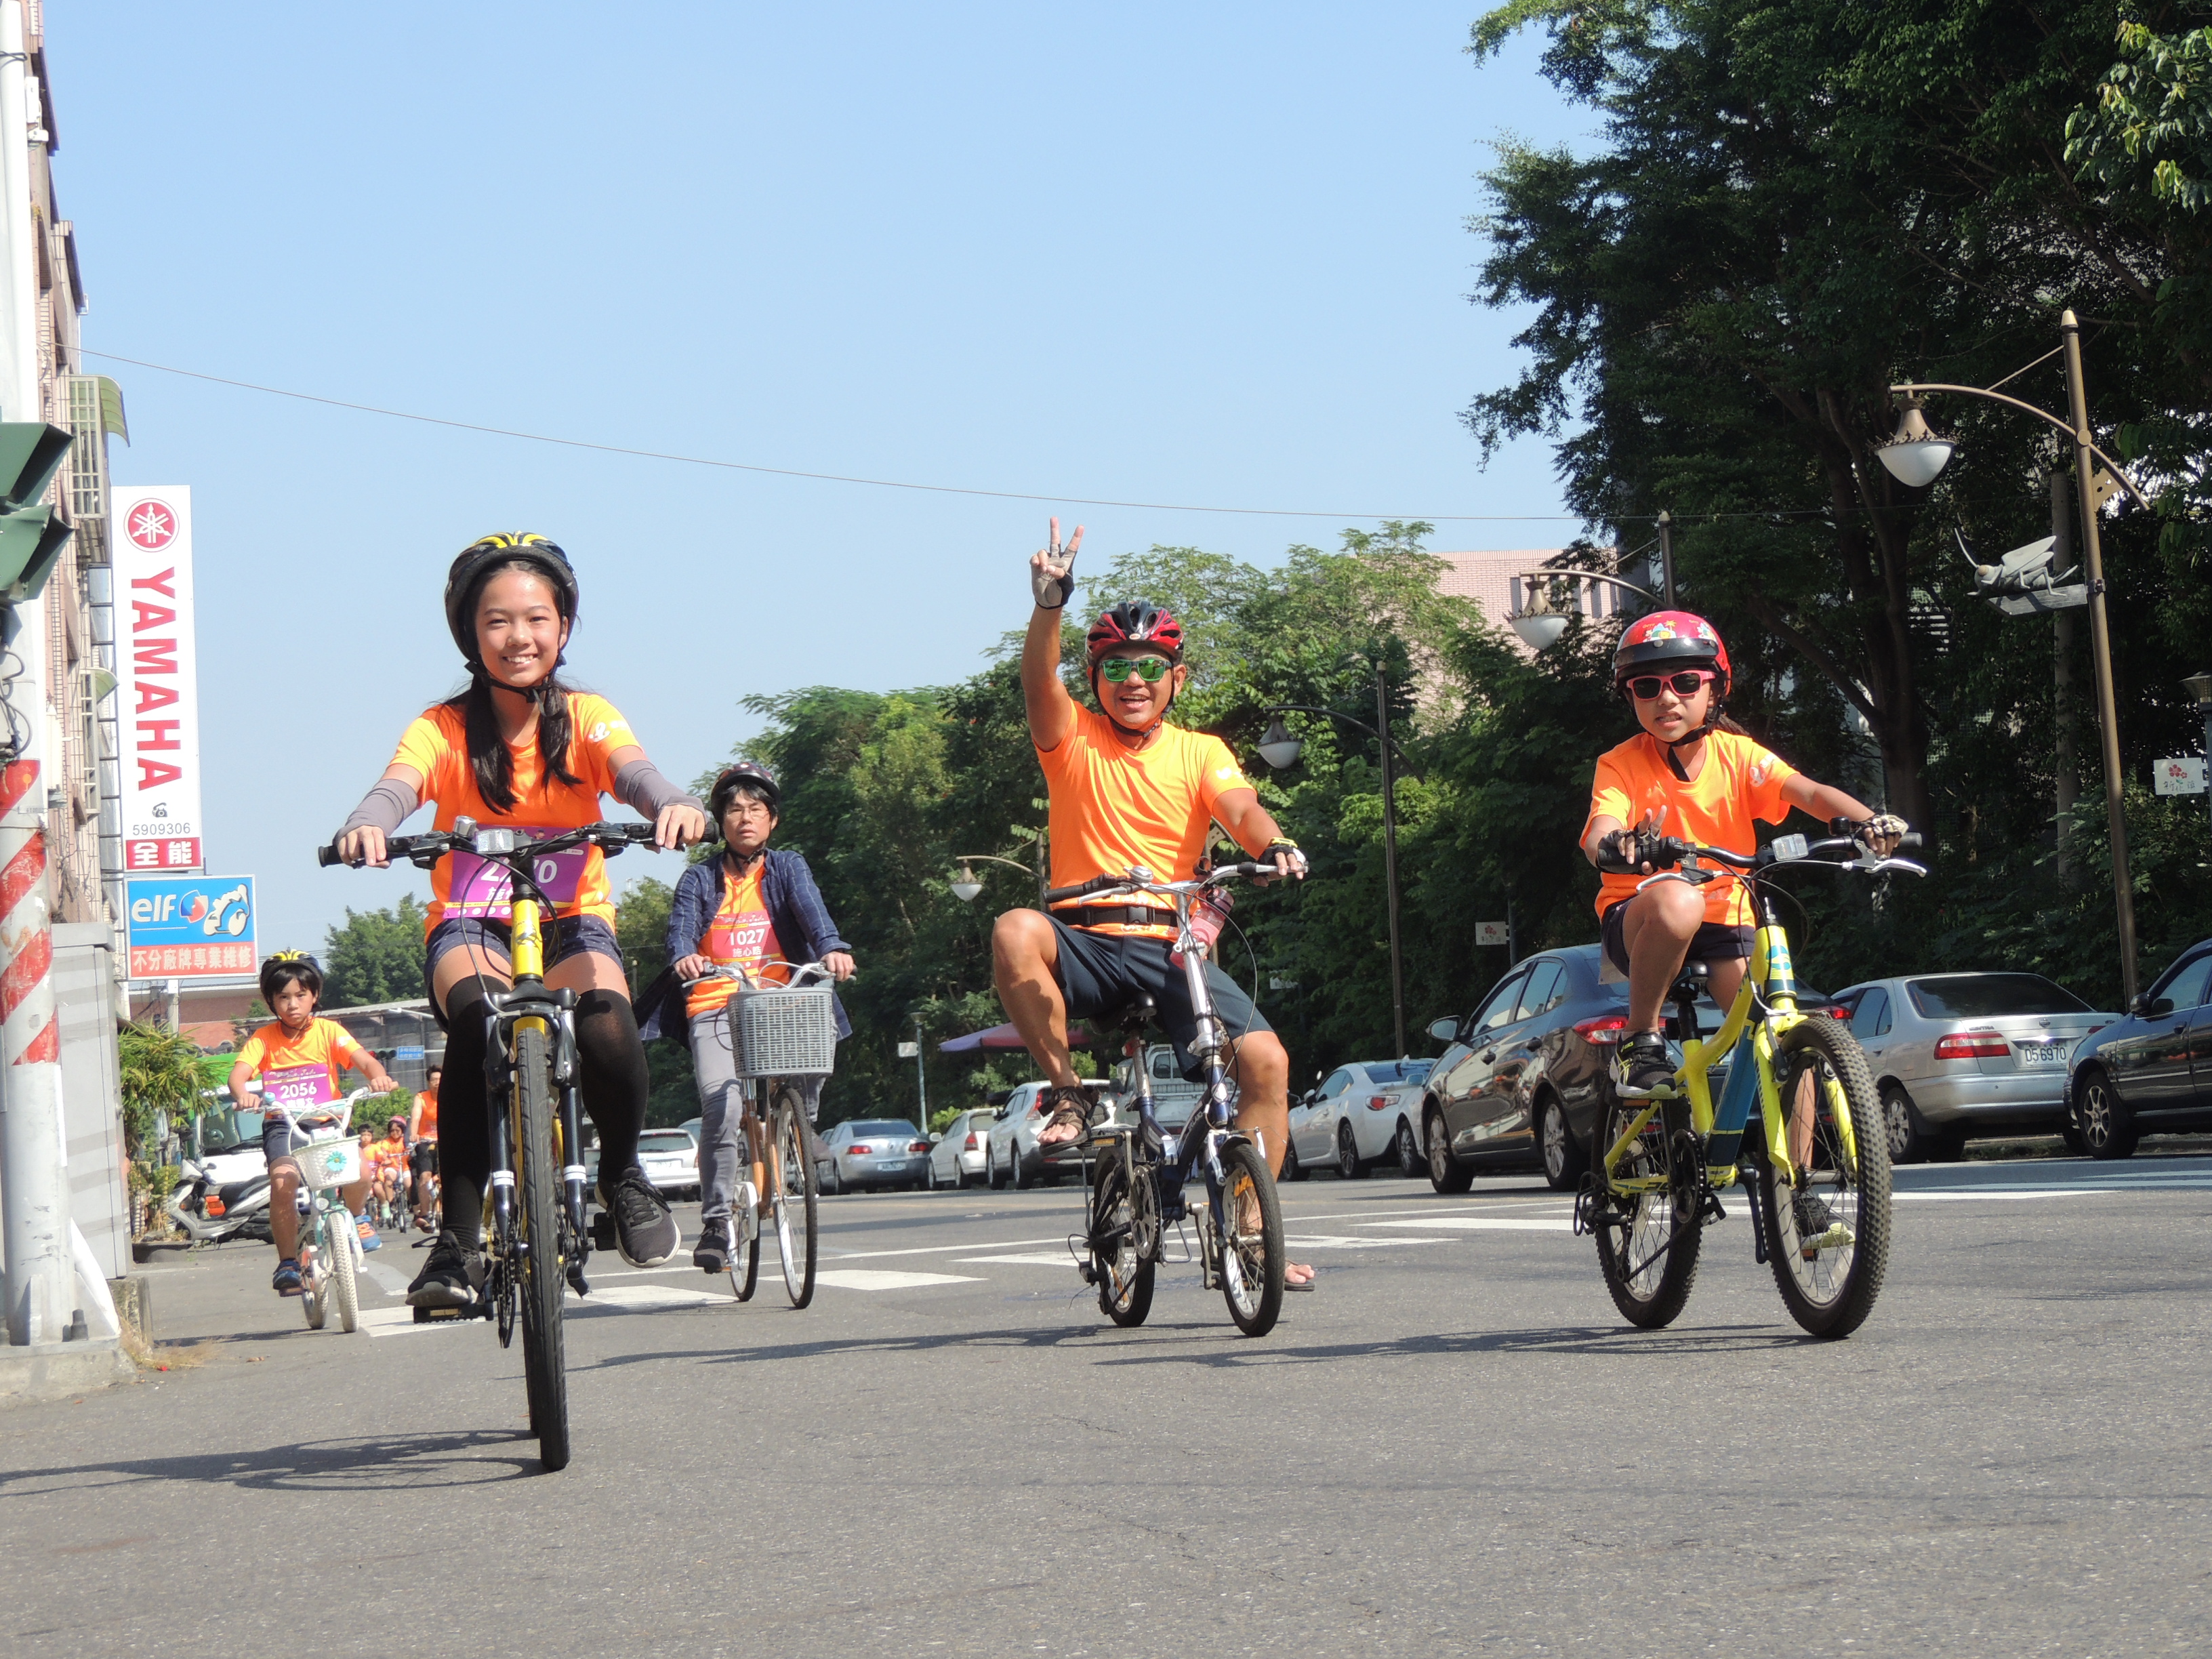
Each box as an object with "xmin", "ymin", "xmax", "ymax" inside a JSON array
[
  {"xmin": 1048, "ymin": 919, "xmax": 1271, "ymax": 1081},
  {"xmin": 424, "ymin": 913, "xmax": 623, "ymax": 1017}
]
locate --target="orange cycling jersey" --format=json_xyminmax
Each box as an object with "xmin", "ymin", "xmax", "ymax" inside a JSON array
[
  {"xmin": 369, "ymin": 1135, "xmax": 409, "ymax": 1176},
  {"xmin": 236, "ymin": 1018, "xmax": 367, "ymax": 1115},
  {"xmin": 1583, "ymin": 729, "xmax": 1799, "ymax": 926},
  {"xmin": 389, "ymin": 691, "xmax": 636, "ymax": 933},
  {"xmin": 413, "ymin": 1088, "xmax": 438, "ymax": 1140},
  {"xmin": 686, "ymin": 861, "xmax": 790, "ymax": 1018},
  {"xmin": 1036, "ymin": 705, "xmax": 1254, "ymax": 938}
]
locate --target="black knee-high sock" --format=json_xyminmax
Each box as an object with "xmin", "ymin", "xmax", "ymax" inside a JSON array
[
  {"xmin": 436, "ymin": 975, "xmax": 497, "ymax": 1248},
  {"xmin": 577, "ymin": 989, "xmax": 649, "ymax": 1187}
]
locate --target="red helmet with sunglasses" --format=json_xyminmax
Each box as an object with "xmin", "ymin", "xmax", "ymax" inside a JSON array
[{"xmin": 1614, "ymin": 611, "xmax": 1732, "ymax": 781}]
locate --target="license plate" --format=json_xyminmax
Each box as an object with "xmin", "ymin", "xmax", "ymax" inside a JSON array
[{"xmin": 2015, "ymin": 1042, "xmax": 2067, "ymax": 1067}]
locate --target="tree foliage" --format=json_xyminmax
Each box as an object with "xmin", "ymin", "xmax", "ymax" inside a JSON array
[{"xmin": 321, "ymin": 896, "xmax": 429, "ymax": 1008}]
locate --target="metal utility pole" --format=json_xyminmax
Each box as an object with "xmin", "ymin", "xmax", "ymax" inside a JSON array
[
  {"xmin": 0, "ymin": 2, "xmax": 75, "ymax": 1347},
  {"xmin": 1655, "ymin": 510, "xmax": 1677, "ymax": 607},
  {"xmin": 912, "ymin": 1015, "xmax": 928, "ymax": 1132},
  {"xmin": 2060, "ymin": 310, "xmax": 2139, "ymax": 1004},
  {"xmin": 1374, "ymin": 665, "xmax": 1407, "ymax": 1058}
]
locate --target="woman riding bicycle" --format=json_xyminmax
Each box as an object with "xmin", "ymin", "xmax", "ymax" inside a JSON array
[
  {"xmin": 228, "ymin": 951, "xmax": 398, "ymax": 1295},
  {"xmin": 330, "ymin": 533, "xmax": 709, "ymax": 1307},
  {"xmin": 1582, "ymin": 611, "xmax": 1904, "ymax": 1126},
  {"xmin": 636, "ymin": 758, "xmax": 855, "ymax": 1275},
  {"xmin": 995, "ymin": 520, "xmax": 1314, "ymax": 1288}
]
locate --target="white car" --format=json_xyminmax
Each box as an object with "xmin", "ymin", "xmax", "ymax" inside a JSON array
[
  {"xmin": 927, "ymin": 1109, "xmax": 996, "ymax": 1189},
  {"xmin": 635, "ymin": 1127, "xmax": 701, "ymax": 1199},
  {"xmin": 984, "ymin": 1080, "xmax": 1113, "ymax": 1189},
  {"xmin": 1285, "ymin": 1060, "xmax": 1435, "ymax": 1181}
]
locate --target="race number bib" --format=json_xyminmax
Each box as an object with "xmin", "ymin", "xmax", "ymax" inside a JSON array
[
  {"xmin": 262, "ymin": 1061, "xmax": 337, "ymax": 1109},
  {"xmin": 446, "ymin": 827, "xmax": 590, "ymax": 919},
  {"xmin": 708, "ymin": 905, "xmax": 780, "ymax": 978}
]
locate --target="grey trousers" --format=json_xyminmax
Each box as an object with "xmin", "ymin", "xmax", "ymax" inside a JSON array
[{"xmin": 690, "ymin": 1005, "xmax": 821, "ymax": 1221}]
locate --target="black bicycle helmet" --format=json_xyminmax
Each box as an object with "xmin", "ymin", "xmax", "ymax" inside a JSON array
[
  {"xmin": 710, "ymin": 759, "xmax": 781, "ymax": 819},
  {"xmin": 259, "ymin": 950, "xmax": 325, "ymax": 1003},
  {"xmin": 443, "ymin": 533, "xmax": 579, "ymax": 665}
]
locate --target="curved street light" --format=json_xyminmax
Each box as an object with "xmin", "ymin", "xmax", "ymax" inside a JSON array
[
  {"xmin": 1507, "ymin": 568, "xmax": 1658, "ymax": 653},
  {"xmin": 1885, "ymin": 308, "xmax": 2151, "ymax": 1000},
  {"xmin": 949, "ymin": 852, "xmax": 1045, "ymax": 907}
]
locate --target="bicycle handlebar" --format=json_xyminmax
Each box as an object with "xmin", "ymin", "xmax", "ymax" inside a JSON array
[
  {"xmin": 1622, "ymin": 830, "xmax": 1923, "ymax": 877},
  {"xmin": 682, "ymin": 959, "xmax": 840, "ymax": 989},
  {"xmin": 1042, "ymin": 861, "xmax": 1277, "ymax": 907},
  {"xmin": 321, "ymin": 817, "xmax": 659, "ymax": 869}
]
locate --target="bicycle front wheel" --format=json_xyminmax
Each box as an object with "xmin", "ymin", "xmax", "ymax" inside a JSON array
[
  {"xmin": 514, "ymin": 1025, "xmax": 571, "ymax": 1471},
  {"xmin": 771, "ymin": 1084, "xmax": 818, "ymax": 1308},
  {"xmin": 1591, "ymin": 1095, "xmax": 1702, "ymax": 1328},
  {"xmin": 328, "ymin": 1208, "xmax": 361, "ymax": 1335},
  {"xmin": 1760, "ymin": 1015, "xmax": 1891, "ymax": 1338},
  {"xmin": 729, "ymin": 1201, "xmax": 760, "ymax": 1303},
  {"xmin": 1216, "ymin": 1141, "xmax": 1284, "ymax": 1338},
  {"xmin": 1090, "ymin": 1157, "xmax": 1155, "ymax": 1327}
]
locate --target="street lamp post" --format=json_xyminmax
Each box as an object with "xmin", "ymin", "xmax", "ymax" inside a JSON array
[
  {"xmin": 1506, "ymin": 568, "xmax": 1658, "ymax": 654},
  {"xmin": 949, "ymin": 851, "xmax": 1048, "ymax": 909},
  {"xmin": 2187, "ymin": 672, "xmax": 2212, "ymax": 842},
  {"xmin": 1880, "ymin": 309, "xmax": 2152, "ymax": 1000},
  {"xmin": 1256, "ymin": 668, "xmax": 1422, "ymax": 1057}
]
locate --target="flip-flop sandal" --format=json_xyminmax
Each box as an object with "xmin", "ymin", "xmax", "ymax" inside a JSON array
[{"xmin": 1285, "ymin": 1273, "xmax": 1317, "ymax": 1292}]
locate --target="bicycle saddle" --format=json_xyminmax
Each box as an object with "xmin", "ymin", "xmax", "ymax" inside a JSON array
[
  {"xmin": 1670, "ymin": 960, "xmax": 1712, "ymax": 999},
  {"xmin": 1097, "ymin": 993, "xmax": 1158, "ymax": 1033}
]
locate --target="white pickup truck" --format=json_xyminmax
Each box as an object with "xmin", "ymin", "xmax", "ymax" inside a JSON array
[{"xmin": 1109, "ymin": 1044, "xmax": 1206, "ymax": 1132}]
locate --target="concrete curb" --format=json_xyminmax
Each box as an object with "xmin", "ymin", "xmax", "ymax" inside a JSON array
[{"xmin": 0, "ymin": 1338, "xmax": 136, "ymax": 1405}]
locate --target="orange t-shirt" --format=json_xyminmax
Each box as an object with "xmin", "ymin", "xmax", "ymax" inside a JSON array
[
  {"xmin": 685, "ymin": 861, "xmax": 790, "ymax": 1017},
  {"xmin": 1584, "ymin": 730, "xmax": 1799, "ymax": 926},
  {"xmin": 236, "ymin": 1018, "xmax": 368, "ymax": 1118},
  {"xmin": 413, "ymin": 1088, "xmax": 439, "ymax": 1140},
  {"xmin": 389, "ymin": 691, "xmax": 636, "ymax": 932},
  {"xmin": 370, "ymin": 1133, "xmax": 409, "ymax": 1176},
  {"xmin": 1036, "ymin": 705, "xmax": 1254, "ymax": 937}
]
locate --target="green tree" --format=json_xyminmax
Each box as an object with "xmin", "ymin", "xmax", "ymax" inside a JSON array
[{"xmin": 322, "ymin": 897, "xmax": 429, "ymax": 1007}]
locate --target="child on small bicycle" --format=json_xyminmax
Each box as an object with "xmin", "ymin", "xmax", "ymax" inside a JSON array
[
  {"xmin": 408, "ymin": 1066, "xmax": 441, "ymax": 1223},
  {"xmin": 228, "ymin": 952, "xmax": 399, "ymax": 1296},
  {"xmin": 330, "ymin": 533, "xmax": 708, "ymax": 1307},
  {"xmin": 1580, "ymin": 612, "xmax": 1905, "ymax": 1126},
  {"xmin": 369, "ymin": 1115, "xmax": 411, "ymax": 1221},
  {"xmin": 638, "ymin": 760, "xmax": 855, "ymax": 1275}
]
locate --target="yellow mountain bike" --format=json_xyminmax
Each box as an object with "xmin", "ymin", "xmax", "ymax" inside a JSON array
[
  {"xmin": 325, "ymin": 816, "xmax": 660, "ymax": 1470},
  {"xmin": 1576, "ymin": 827, "xmax": 1924, "ymax": 1339}
]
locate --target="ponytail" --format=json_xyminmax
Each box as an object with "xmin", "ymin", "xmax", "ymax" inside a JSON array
[{"xmin": 448, "ymin": 670, "xmax": 582, "ymax": 815}]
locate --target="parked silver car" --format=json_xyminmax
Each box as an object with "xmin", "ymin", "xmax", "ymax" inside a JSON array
[
  {"xmin": 985, "ymin": 1079, "xmax": 1113, "ymax": 1188},
  {"xmin": 1284, "ymin": 1060, "xmax": 1433, "ymax": 1180},
  {"xmin": 1834, "ymin": 972, "xmax": 2114, "ymax": 1162},
  {"xmin": 816, "ymin": 1118, "xmax": 933, "ymax": 1193},
  {"xmin": 927, "ymin": 1108, "xmax": 996, "ymax": 1189}
]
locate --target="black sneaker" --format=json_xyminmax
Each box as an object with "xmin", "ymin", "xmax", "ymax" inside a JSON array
[
  {"xmin": 406, "ymin": 1230, "xmax": 485, "ymax": 1309},
  {"xmin": 605, "ymin": 1167, "xmax": 680, "ymax": 1269},
  {"xmin": 693, "ymin": 1216, "xmax": 732, "ymax": 1274},
  {"xmin": 1615, "ymin": 1032, "xmax": 1674, "ymax": 1099}
]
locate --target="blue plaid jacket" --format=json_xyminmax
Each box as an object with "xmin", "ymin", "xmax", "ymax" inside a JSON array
[{"xmin": 636, "ymin": 848, "xmax": 853, "ymax": 1042}]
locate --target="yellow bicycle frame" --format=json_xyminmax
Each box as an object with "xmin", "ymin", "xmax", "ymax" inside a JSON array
[{"xmin": 1597, "ymin": 914, "xmax": 1861, "ymax": 1199}]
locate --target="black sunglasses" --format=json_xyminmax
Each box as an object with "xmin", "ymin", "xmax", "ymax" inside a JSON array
[{"xmin": 1627, "ymin": 670, "xmax": 1715, "ymax": 701}]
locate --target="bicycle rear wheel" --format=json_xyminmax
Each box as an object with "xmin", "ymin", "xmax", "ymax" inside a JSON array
[
  {"xmin": 1216, "ymin": 1141, "xmax": 1284, "ymax": 1337},
  {"xmin": 1591, "ymin": 1095, "xmax": 1702, "ymax": 1328},
  {"xmin": 513, "ymin": 1025, "xmax": 571, "ymax": 1471},
  {"xmin": 729, "ymin": 1200, "xmax": 760, "ymax": 1303},
  {"xmin": 771, "ymin": 1084, "xmax": 818, "ymax": 1308},
  {"xmin": 1090, "ymin": 1156, "xmax": 1155, "ymax": 1327},
  {"xmin": 301, "ymin": 1243, "xmax": 326, "ymax": 1331},
  {"xmin": 1760, "ymin": 1015, "xmax": 1891, "ymax": 1338},
  {"xmin": 329, "ymin": 1208, "xmax": 361, "ymax": 1335}
]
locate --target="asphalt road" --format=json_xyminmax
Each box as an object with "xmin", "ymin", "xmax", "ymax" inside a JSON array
[{"xmin": 6, "ymin": 1152, "xmax": 2210, "ymax": 1658}]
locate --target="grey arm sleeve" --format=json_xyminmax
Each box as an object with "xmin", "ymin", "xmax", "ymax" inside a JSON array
[
  {"xmin": 613, "ymin": 757, "xmax": 705, "ymax": 819},
  {"xmin": 337, "ymin": 777, "xmax": 419, "ymax": 837}
]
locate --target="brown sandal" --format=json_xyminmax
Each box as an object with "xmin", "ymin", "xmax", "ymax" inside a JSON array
[{"xmin": 1037, "ymin": 1085, "xmax": 1097, "ymax": 1144}]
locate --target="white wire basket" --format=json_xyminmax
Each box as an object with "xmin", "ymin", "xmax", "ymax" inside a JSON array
[
  {"xmin": 733, "ymin": 984, "xmax": 838, "ymax": 1080},
  {"xmin": 298, "ymin": 1130, "xmax": 361, "ymax": 1192}
]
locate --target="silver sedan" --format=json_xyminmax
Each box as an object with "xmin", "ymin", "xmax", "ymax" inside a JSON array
[
  {"xmin": 1835, "ymin": 972, "xmax": 2115, "ymax": 1162},
  {"xmin": 815, "ymin": 1119, "xmax": 934, "ymax": 1194}
]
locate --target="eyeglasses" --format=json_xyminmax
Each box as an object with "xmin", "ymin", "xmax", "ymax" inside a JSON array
[
  {"xmin": 1098, "ymin": 655, "xmax": 1171, "ymax": 684},
  {"xmin": 1627, "ymin": 670, "xmax": 1715, "ymax": 701}
]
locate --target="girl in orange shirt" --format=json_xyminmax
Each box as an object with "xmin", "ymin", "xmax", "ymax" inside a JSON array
[{"xmin": 331, "ymin": 534, "xmax": 708, "ymax": 1307}]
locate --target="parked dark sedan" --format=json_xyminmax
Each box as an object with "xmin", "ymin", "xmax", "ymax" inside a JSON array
[
  {"xmin": 1416, "ymin": 945, "xmax": 1727, "ymax": 1191},
  {"xmin": 2068, "ymin": 937, "xmax": 2212, "ymax": 1158}
]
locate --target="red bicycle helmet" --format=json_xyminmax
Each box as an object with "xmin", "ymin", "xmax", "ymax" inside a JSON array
[
  {"xmin": 1086, "ymin": 599, "xmax": 1184, "ymax": 665},
  {"xmin": 1613, "ymin": 610, "xmax": 1730, "ymax": 698}
]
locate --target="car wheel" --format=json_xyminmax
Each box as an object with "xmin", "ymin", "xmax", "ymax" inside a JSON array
[
  {"xmin": 1335, "ymin": 1121, "xmax": 1361, "ymax": 1181},
  {"xmin": 989, "ymin": 1147, "xmax": 1008, "ymax": 1190},
  {"xmin": 1881, "ymin": 1084, "xmax": 1930, "ymax": 1164},
  {"xmin": 2075, "ymin": 1068, "xmax": 2138, "ymax": 1160},
  {"xmin": 1281, "ymin": 1136, "xmax": 1307, "ymax": 1182},
  {"xmin": 1012, "ymin": 1147, "xmax": 1031, "ymax": 1190},
  {"xmin": 1394, "ymin": 1119, "xmax": 1422, "ymax": 1178},
  {"xmin": 1536, "ymin": 1092, "xmax": 1584, "ymax": 1190},
  {"xmin": 1425, "ymin": 1108, "xmax": 1473, "ymax": 1195},
  {"xmin": 821, "ymin": 1162, "xmax": 840, "ymax": 1195}
]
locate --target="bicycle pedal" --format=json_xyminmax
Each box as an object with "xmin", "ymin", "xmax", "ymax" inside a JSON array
[
  {"xmin": 1696, "ymin": 1189, "xmax": 1727, "ymax": 1225},
  {"xmin": 590, "ymin": 1212, "xmax": 617, "ymax": 1252},
  {"xmin": 1077, "ymin": 1260, "xmax": 1097, "ymax": 1285}
]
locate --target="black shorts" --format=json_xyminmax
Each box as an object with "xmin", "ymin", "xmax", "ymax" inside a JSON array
[
  {"xmin": 1048, "ymin": 920, "xmax": 1271, "ymax": 1080},
  {"xmin": 424, "ymin": 913, "xmax": 622, "ymax": 1025},
  {"xmin": 409, "ymin": 1141, "xmax": 439, "ymax": 1175},
  {"xmin": 260, "ymin": 1111, "xmax": 344, "ymax": 1174},
  {"xmin": 1601, "ymin": 900, "xmax": 1754, "ymax": 978}
]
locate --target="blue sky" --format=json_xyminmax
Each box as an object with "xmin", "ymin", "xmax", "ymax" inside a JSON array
[{"xmin": 58, "ymin": 3, "xmax": 1586, "ymax": 947}]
